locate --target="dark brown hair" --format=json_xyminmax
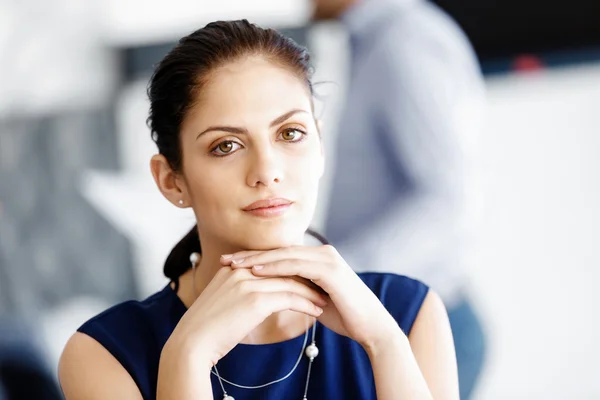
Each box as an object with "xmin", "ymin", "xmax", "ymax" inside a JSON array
[{"xmin": 146, "ymin": 20, "xmax": 323, "ymax": 289}]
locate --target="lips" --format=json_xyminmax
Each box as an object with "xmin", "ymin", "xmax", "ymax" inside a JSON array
[{"xmin": 242, "ymin": 198, "xmax": 293, "ymax": 211}]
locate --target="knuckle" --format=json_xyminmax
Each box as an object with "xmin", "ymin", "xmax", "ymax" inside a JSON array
[
  {"xmin": 236, "ymin": 279, "xmax": 253, "ymax": 294},
  {"xmin": 216, "ymin": 267, "xmax": 234, "ymax": 282},
  {"xmin": 289, "ymin": 262, "xmax": 303, "ymax": 276},
  {"xmin": 322, "ymin": 244, "xmax": 338, "ymax": 256},
  {"xmin": 290, "ymin": 258, "xmax": 302, "ymax": 268},
  {"xmin": 284, "ymin": 291, "xmax": 297, "ymax": 306},
  {"xmin": 247, "ymin": 292, "xmax": 263, "ymax": 309},
  {"xmin": 241, "ymin": 255, "xmax": 253, "ymax": 264},
  {"xmin": 284, "ymin": 276, "xmax": 305, "ymax": 289},
  {"xmin": 329, "ymin": 259, "xmax": 342, "ymax": 270},
  {"xmin": 279, "ymin": 276, "xmax": 294, "ymax": 286},
  {"xmin": 218, "ymin": 266, "xmax": 233, "ymax": 276},
  {"xmin": 231, "ymin": 267, "xmax": 250, "ymax": 281}
]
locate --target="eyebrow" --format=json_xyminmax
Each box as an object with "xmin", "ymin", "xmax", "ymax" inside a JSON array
[{"xmin": 195, "ymin": 109, "xmax": 308, "ymax": 139}]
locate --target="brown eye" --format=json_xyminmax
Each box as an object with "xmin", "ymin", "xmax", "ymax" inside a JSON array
[
  {"xmin": 218, "ymin": 142, "xmax": 233, "ymax": 153},
  {"xmin": 211, "ymin": 140, "xmax": 241, "ymax": 156},
  {"xmin": 280, "ymin": 128, "xmax": 305, "ymax": 141}
]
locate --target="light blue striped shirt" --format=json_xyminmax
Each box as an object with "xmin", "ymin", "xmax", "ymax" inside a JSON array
[{"xmin": 324, "ymin": 0, "xmax": 486, "ymax": 305}]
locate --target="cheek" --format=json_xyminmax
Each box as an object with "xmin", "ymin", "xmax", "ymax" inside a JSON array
[
  {"xmin": 289, "ymin": 145, "xmax": 323, "ymax": 190},
  {"xmin": 185, "ymin": 162, "xmax": 236, "ymax": 209}
]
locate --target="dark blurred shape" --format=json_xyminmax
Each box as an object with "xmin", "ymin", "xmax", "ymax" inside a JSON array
[
  {"xmin": 431, "ymin": 0, "xmax": 600, "ymax": 72},
  {"xmin": 432, "ymin": 0, "xmax": 600, "ymax": 58},
  {"xmin": 0, "ymin": 317, "xmax": 62, "ymax": 400}
]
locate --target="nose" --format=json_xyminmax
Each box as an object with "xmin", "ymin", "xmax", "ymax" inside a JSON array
[{"xmin": 246, "ymin": 145, "xmax": 283, "ymax": 188}]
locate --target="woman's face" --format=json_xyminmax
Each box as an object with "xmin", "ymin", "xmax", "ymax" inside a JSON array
[{"xmin": 178, "ymin": 56, "xmax": 324, "ymax": 250}]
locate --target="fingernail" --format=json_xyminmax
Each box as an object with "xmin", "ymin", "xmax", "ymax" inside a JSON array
[
  {"xmin": 253, "ymin": 265, "xmax": 263, "ymax": 271},
  {"xmin": 231, "ymin": 258, "xmax": 245, "ymax": 265},
  {"xmin": 316, "ymin": 307, "xmax": 323, "ymax": 315},
  {"xmin": 221, "ymin": 254, "xmax": 233, "ymax": 260}
]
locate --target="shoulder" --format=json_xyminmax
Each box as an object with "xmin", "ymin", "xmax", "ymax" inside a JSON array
[
  {"xmin": 358, "ymin": 272, "xmax": 457, "ymax": 397},
  {"xmin": 77, "ymin": 285, "xmax": 176, "ymax": 347},
  {"xmin": 403, "ymin": 288, "xmax": 459, "ymax": 398},
  {"xmin": 357, "ymin": 272, "xmax": 429, "ymax": 335},
  {"xmin": 59, "ymin": 286, "xmax": 178, "ymax": 398},
  {"xmin": 76, "ymin": 285, "xmax": 178, "ymax": 365},
  {"xmin": 59, "ymin": 332, "xmax": 143, "ymax": 399}
]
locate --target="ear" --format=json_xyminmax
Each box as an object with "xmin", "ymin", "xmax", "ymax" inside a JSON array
[{"xmin": 150, "ymin": 154, "xmax": 190, "ymax": 208}]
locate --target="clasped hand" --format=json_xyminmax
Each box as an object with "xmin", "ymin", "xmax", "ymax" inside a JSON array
[{"xmin": 222, "ymin": 245, "xmax": 401, "ymax": 351}]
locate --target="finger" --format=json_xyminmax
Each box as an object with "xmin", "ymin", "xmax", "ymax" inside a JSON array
[
  {"xmin": 242, "ymin": 277, "xmax": 328, "ymax": 307},
  {"xmin": 250, "ymin": 259, "xmax": 344, "ymax": 295},
  {"xmin": 229, "ymin": 263, "xmax": 329, "ymax": 297},
  {"xmin": 227, "ymin": 246, "xmax": 324, "ymax": 267},
  {"xmin": 288, "ymin": 275, "xmax": 329, "ymax": 297},
  {"xmin": 250, "ymin": 259, "xmax": 323, "ymax": 281},
  {"xmin": 257, "ymin": 292, "xmax": 324, "ymax": 318},
  {"xmin": 220, "ymin": 250, "xmax": 263, "ymax": 265}
]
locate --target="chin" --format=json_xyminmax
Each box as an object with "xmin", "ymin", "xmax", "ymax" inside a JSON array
[{"xmin": 238, "ymin": 225, "xmax": 307, "ymax": 250}]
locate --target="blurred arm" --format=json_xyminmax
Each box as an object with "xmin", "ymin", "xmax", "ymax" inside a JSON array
[{"xmin": 337, "ymin": 6, "xmax": 485, "ymax": 279}]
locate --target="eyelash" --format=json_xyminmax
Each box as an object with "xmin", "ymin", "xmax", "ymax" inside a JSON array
[{"xmin": 209, "ymin": 127, "xmax": 308, "ymax": 157}]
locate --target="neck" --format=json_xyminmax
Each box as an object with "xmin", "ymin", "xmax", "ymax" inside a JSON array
[{"xmin": 176, "ymin": 233, "xmax": 312, "ymax": 345}]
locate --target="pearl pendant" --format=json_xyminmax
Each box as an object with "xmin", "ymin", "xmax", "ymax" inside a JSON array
[
  {"xmin": 223, "ymin": 395, "xmax": 234, "ymax": 400},
  {"xmin": 305, "ymin": 343, "xmax": 319, "ymax": 360}
]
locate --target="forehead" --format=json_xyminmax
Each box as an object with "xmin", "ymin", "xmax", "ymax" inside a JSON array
[{"xmin": 187, "ymin": 56, "xmax": 312, "ymax": 127}]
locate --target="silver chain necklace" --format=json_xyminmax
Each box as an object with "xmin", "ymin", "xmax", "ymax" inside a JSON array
[{"xmin": 190, "ymin": 252, "xmax": 319, "ymax": 400}]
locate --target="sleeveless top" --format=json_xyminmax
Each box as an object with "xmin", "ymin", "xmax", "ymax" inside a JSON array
[{"xmin": 78, "ymin": 272, "xmax": 428, "ymax": 400}]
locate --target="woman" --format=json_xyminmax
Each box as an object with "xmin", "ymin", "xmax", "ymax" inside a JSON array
[{"xmin": 58, "ymin": 20, "xmax": 458, "ymax": 400}]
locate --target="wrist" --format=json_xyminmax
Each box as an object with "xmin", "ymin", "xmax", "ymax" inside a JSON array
[
  {"xmin": 161, "ymin": 334, "xmax": 214, "ymax": 374},
  {"xmin": 362, "ymin": 321, "xmax": 408, "ymax": 358},
  {"xmin": 157, "ymin": 338, "xmax": 214, "ymax": 400}
]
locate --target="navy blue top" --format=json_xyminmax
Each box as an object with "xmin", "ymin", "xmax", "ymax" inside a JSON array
[{"xmin": 78, "ymin": 272, "xmax": 428, "ymax": 400}]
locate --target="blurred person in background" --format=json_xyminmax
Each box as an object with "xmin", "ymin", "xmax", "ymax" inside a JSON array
[
  {"xmin": 312, "ymin": 0, "xmax": 487, "ymax": 398},
  {"xmin": 0, "ymin": 316, "xmax": 62, "ymax": 400},
  {"xmin": 59, "ymin": 19, "xmax": 459, "ymax": 400}
]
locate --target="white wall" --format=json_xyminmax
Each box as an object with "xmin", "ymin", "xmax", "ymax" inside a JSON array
[
  {"xmin": 471, "ymin": 64, "xmax": 600, "ymax": 399},
  {"xmin": 96, "ymin": 0, "xmax": 309, "ymax": 45}
]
